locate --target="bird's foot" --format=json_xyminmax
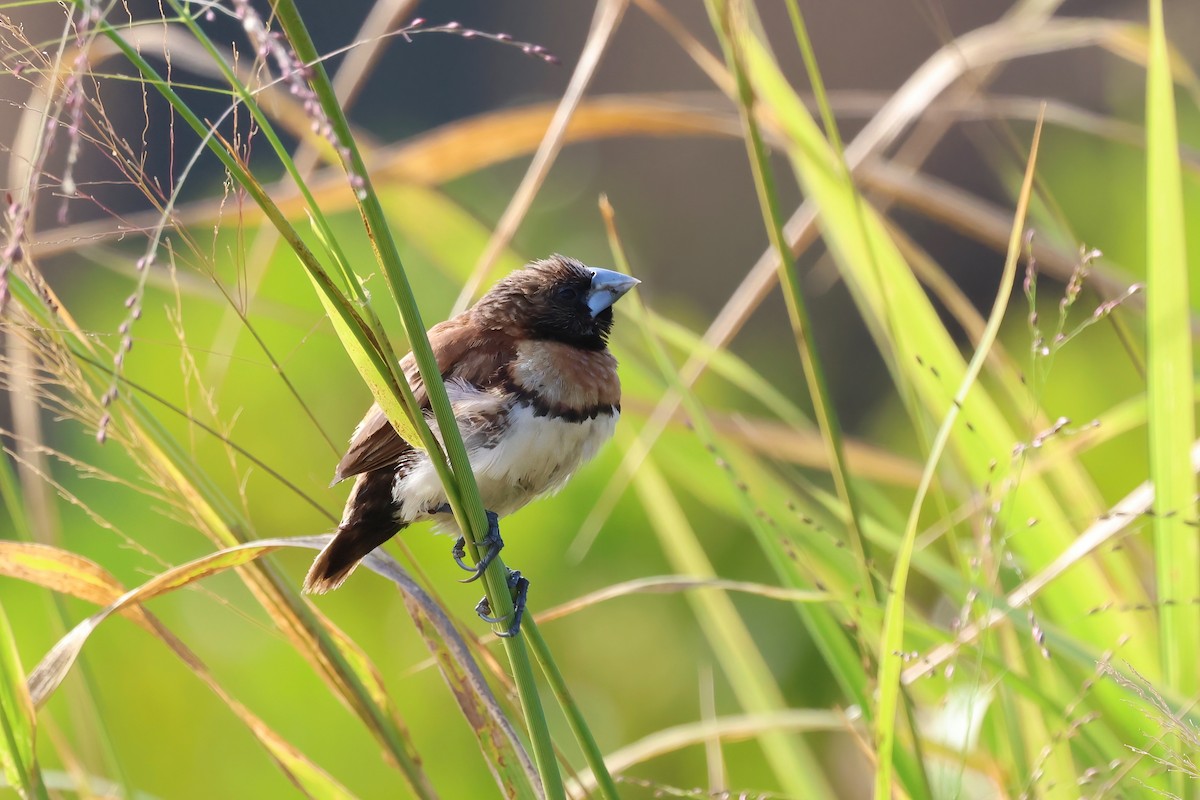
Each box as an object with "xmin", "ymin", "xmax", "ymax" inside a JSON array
[
  {"xmin": 451, "ymin": 510, "xmax": 502, "ymax": 583},
  {"xmin": 475, "ymin": 569, "xmax": 529, "ymax": 638}
]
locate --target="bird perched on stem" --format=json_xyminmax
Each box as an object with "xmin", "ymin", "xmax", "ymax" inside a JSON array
[{"xmin": 303, "ymin": 255, "xmax": 639, "ymax": 634}]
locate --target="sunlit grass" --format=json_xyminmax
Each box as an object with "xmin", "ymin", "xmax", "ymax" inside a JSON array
[{"xmin": 1, "ymin": 0, "xmax": 1198, "ymax": 798}]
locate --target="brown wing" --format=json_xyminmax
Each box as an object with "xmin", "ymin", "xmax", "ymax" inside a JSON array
[{"xmin": 331, "ymin": 317, "xmax": 516, "ymax": 482}]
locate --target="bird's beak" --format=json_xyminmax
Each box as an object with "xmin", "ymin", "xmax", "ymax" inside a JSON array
[{"xmin": 586, "ymin": 267, "xmax": 640, "ymax": 317}]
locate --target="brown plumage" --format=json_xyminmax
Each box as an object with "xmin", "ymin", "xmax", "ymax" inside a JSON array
[{"xmin": 303, "ymin": 255, "xmax": 638, "ymax": 594}]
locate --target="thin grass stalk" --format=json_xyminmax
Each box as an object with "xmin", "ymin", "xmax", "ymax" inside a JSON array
[
  {"xmin": 626, "ymin": 451, "xmax": 836, "ymax": 799},
  {"xmin": 710, "ymin": 10, "xmax": 930, "ymax": 794},
  {"xmin": 0, "ymin": 420, "xmax": 132, "ymax": 798},
  {"xmin": 748, "ymin": 23, "xmax": 1156, "ymax": 706},
  {"xmin": 873, "ymin": 112, "xmax": 1045, "ymax": 800},
  {"xmin": 6, "ymin": 36, "xmax": 438, "ymax": 794},
  {"xmin": 155, "ymin": 0, "xmax": 415, "ymax": 441},
  {"xmin": 3, "ymin": 31, "xmax": 133, "ymax": 793},
  {"xmin": 0, "ymin": 606, "xmax": 48, "ymax": 800},
  {"xmin": 83, "ymin": 10, "xmax": 418, "ymax": 446},
  {"xmin": 1144, "ymin": 3, "xmax": 1198, "ymax": 797},
  {"xmin": 707, "ymin": 0, "xmax": 878, "ymax": 603},
  {"xmin": 779, "ymin": 4, "xmax": 970, "ymax": 636},
  {"xmin": 269, "ymin": 4, "xmax": 563, "ymax": 796},
  {"xmin": 601, "ymin": 199, "xmax": 836, "ymax": 798},
  {"xmin": 522, "ymin": 619, "xmax": 619, "ymax": 800},
  {"xmin": 157, "ymin": 1, "xmax": 410, "ymax": 443}
]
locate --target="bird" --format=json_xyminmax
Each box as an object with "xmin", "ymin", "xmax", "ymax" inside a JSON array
[{"xmin": 303, "ymin": 255, "xmax": 639, "ymax": 632}]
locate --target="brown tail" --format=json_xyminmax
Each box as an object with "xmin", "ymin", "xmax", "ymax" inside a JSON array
[{"xmin": 303, "ymin": 522, "xmax": 405, "ymax": 594}]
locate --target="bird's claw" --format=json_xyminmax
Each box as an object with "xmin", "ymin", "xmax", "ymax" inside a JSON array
[
  {"xmin": 475, "ymin": 569, "xmax": 529, "ymax": 638},
  {"xmin": 452, "ymin": 510, "xmax": 502, "ymax": 583},
  {"xmin": 436, "ymin": 507, "xmax": 524, "ymax": 635}
]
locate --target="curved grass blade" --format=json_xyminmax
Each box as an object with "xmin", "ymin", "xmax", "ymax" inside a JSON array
[
  {"xmin": 399, "ymin": 594, "xmax": 538, "ymax": 800},
  {"xmin": 568, "ymin": 710, "xmax": 844, "ymax": 799},
  {"xmin": 743, "ymin": 24, "xmax": 1152, "ymax": 665},
  {"xmin": 14, "ymin": 536, "xmax": 538, "ymax": 799},
  {"xmin": 60, "ymin": 13, "xmax": 441, "ymax": 797},
  {"xmin": 1145, "ymin": 0, "xmax": 1198, "ymax": 689},
  {"xmin": 535, "ymin": 576, "xmax": 827, "ymax": 625},
  {"xmin": 0, "ymin": 603, "xmax": 47, "ymax": 800},
  {"xmin": 873, "ymin": 112, "xmax": 1043, "ymax": 800},
  {"xmin": 1144, "ymin": 4, "xmax": 1198, "ymax": 795},
  {"xmin": 0, "ymin": 542, "xmax": 356, "ymax": 798},
  {"xmin": 709, "ymin": 0, "xmax": 877, "ymax": 604},
  {"xmin": 263, "ymin": 18, "xmax": 558, "ymax": 799}
]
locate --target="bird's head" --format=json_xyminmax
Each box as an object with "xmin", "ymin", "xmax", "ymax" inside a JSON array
[{"xmin": 473, "ymin": 255, "xmax": 640, "ymax": 350}]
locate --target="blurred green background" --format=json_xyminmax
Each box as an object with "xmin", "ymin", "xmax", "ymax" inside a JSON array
[{"xmin": 2, "ymin": 0, "xmax": 1199, "ymax": 797}]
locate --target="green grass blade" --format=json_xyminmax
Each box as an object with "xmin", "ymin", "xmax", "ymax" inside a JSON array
[
  {"xmin": 5, "ymin": 269, "xmax": 438, "ymax": 798},
  {"xmin": 1144, "ymin": 3, "xmax": 1198, "ymax": 796},
  {"xmin": 742, "ymin": 27, "xmax": 1155, "ymax": 678},
  {"xmin": 602, "ymin": 200, "xmax": 837, "ymax": 797},
  {"xmin": 12, "ymin": 535, "xmax": 537, "ymax": 800},
  {"xmin": 0, "ymin": 603, "xmax": 47, "ymax": 800},
  {"xmin": 707, "ymin": 0, "xmax": 877, "ymax": 604},
  {"xmin": 629, "ymin": 451, "xmax": 836, "ymax": 798},
  {"xmin": 522, "ymin": 619, "xmax": 620, "ymax": 800},
  {"xmin": 269, "ymin": 5, "xmax": 563, "ymax": 796},
  {"xmin": 874, "ymin": 113, "xmax": 1044, "ymax": 800}
]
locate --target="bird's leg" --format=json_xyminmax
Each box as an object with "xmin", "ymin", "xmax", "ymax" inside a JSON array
[
  {"xmin": 448, "ymin": 509, "xmax": 503, "ymax": 583},
  {"xmin": 433, "ymin": 505, "xmax": 525, "ymax": 636},
  {"xmin": 475, "ymin": 569, "xmax": 529, "ymax": 638}
]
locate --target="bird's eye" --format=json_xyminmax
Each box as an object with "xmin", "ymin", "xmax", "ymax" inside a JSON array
[{"xmin": 554, "ymin": 285, "xmax": 581, "ymax": 303}]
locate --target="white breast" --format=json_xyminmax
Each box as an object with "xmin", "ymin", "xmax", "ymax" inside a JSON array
[
  {"xmin": 391, "ymin": 399, "xmax": 618, "ymax": 523},
  {"xmin": 471, "ymin": 403, "xmax": 618, "ymax": 516}
]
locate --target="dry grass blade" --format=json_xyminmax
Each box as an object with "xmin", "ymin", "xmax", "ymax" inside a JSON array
[
  {"xmin": 567, "ymin": 710, "xmax": 846, "ymax": 798},
  {"xmin": 455, "ymin": 0, "xmax": 630, "ymax": 312},
  {"xmin": 30, "ymin": 94, "xmax": 744, "ymax": 260},
  {"xmin": 400, "ymin": 598, "xmax": 539, "ymax": 799},
  {"xmin": 534, "ymin": 576, "xmax": 827, "ymax": 625},
  {"xmin": 621, "ymin": 398, "xmax": 924, "ymax": 487},
  {"xmin": 25, "ymin": 536, "xmax": 328, "ymax": 707},
  {"xmin": 17, "ymin": 534, "xmax": 538, "ymax": 795},
  {"xmin": 901, "ymin": 439, "xmax": 1200, "ymax": 684},
  {"xmin": 572, "ymin": 10, "xmax": 1116, "ymax": 558},
  {"xmin": 0, "ymin": 543, "xmax": 157, "ymax": 632},
  {"xmin": 0, "ymin": 542, "xmax": 353, "ymax": 798},
  {"xmin": 0, "ymin": 602, "xmax": 45, "ymax": 800},
  {"xmin": 858, "ymin": 159, "xmax": 1155, "ymax": 318}
]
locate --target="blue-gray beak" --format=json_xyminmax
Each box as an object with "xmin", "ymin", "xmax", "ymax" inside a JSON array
[{"xmin": 586, "ymin": 267, "xmax": 640, "ymax": 317}]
